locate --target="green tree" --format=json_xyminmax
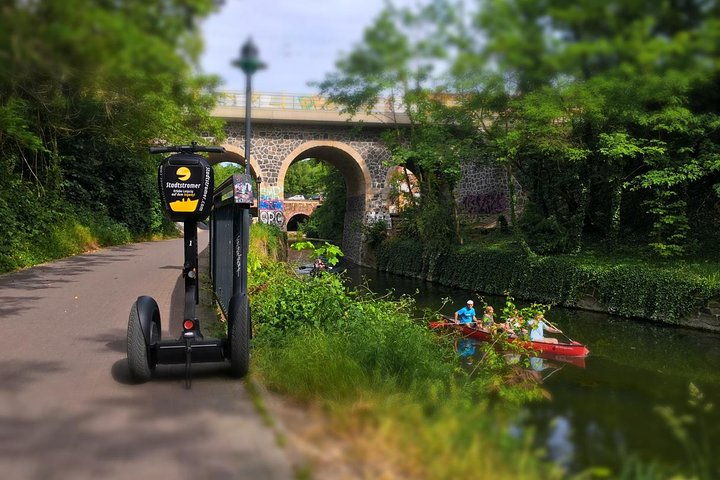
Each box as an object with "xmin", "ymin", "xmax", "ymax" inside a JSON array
[
  {"xmin": 322, "ymin": 0, "xmax": 720, "ymax": 256},
  {"xmin": 468, "ymin": 0, "xmax": 720, "ymax": 255},
  {"xmin": 284, "ymin": 158, "xmax": 329, "ymax": 198},
  {"xmin": 213, "ymin": 162, "xmax": 244, "ymax": 186},
  {"xmin": 316, "ymin": 2, "xmax": 471, "ymax": 248},
  {"xmin": 0, "ymin": 0, "xmax": 225, "ymax": 265}
]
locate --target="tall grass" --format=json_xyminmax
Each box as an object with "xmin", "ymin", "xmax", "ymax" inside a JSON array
[{"xmin": 248, "ymin": 256, "xmax": 562, "ymax": 479}]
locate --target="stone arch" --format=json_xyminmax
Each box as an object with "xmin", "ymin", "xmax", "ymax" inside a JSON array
[
  {"xmin": 277, "ymin": 141, "xmax": 372, "ymax": 199},
  {"xmin": 277, "ymin": 141, "xmax": 373, "ymax": 263},
  {"xmin": 286, "ymin": 213, "xmax": 309, "ymax": 231},
  {"xmin": 212, "ymin": 143, "xmax": 264, "ymax": 180},
  {"xmin": 383, "ymin": 165, "xmax": 420, "ymax": 215}
]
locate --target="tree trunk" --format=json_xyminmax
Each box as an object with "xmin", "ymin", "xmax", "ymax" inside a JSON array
[
  {"xmin": 567, "ymin": 181, "xmax": 589, "ymax": 253},
  {"xmin": 506, "ymin": 163, "xmax": 533, "ymax": 256},
  {"xmin": 437, "ymin": 174, "xmax": 461, "ymax": 245},
  {"xmin": 402, "ymin": 165, "xmax": 418, "ymax": 209},
  {"xmin": 608, "ymin": 178, "xmax": 622, "ymax": 242}
]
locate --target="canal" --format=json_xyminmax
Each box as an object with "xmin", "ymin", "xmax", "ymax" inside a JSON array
[{"xmin": 342, "ymin": 264, "xmax": 720, "ymax": 476}]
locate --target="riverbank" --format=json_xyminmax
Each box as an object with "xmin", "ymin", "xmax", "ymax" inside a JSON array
[
  {"xmin": 375, "ymin": 238, "xmax": 720, "ymax": 332},
  {"xmin": 241, "ymin": 225, "xmax": 572, "ymax": 479},
  {"xmin": 342, "ymin": 263, "xmax": 720, "ymax": 476},
  {"xmin": 240, "ymin": 225, "xmax": 720, "ymax": 478}
]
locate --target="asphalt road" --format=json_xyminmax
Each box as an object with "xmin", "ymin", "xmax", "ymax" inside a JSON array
[{"xmin": 0, "ymin": 232, "xmax": 295, "ymax": 480}]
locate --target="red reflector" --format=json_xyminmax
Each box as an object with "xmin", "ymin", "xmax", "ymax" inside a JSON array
[{"xmin": 183, "ymin": 320, "xmax": 195, "ymax": 330}]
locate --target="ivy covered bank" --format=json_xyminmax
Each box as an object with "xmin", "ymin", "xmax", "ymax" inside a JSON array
[{"xmin": 376, "ymin": 239, "xmax": 720, "ymax": 332}]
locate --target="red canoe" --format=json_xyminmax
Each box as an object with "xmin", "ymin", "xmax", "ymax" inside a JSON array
[{"xmin": 430, "ymin": 320, "xmax": 590, "ymax": 360}]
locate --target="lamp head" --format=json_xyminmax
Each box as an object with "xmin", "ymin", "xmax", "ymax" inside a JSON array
[{"xmin": 233, "ymin": 37, "xmax": 266, "ymax": 75}]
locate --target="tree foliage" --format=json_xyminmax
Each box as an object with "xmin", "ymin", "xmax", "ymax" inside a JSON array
[
  {"xmin": 320, "ymin": 0, "xmax": 720, "ymax": 257},
  {"xmin": 284, "ymin": 158, "xmax": 329, "ymax": 198},
  {"xmin": 0, "ymin": 0, "xmax": 224, "ymax": 270},
  {"xmin": 473, "ymin": 0, "xmax": 720, "ymax": 255},
  {"xmin": 300, "ymin": 166, "xmax": 347, "ymax": 243}
]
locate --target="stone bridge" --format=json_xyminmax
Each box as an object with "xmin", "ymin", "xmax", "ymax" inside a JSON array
[
  {"xmin": 282, "ymin": 199, "xmax": 321, "ymax": 231},
  {"xmin": 208, "ymin": 92, "xmax": 509, "ymax": 264}
]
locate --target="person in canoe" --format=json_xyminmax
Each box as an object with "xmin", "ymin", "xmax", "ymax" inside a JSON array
[
  {"xmin": 478, "ymin": 305, "xmax": 495, "ymax": 331},
  {"xmin": 529, "ymin": 313, "xmax": 563, "ymax": 344},
  {"xmin": 454, "ymin": 299, "xmax": 477, "ymax": 326},
  {"xmin": 499, "ymin": 304, "xmax": 526, "ymax": 337}
]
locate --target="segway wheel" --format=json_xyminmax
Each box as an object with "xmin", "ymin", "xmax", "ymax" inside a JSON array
[
  {"xmin": 229, "ymin": 294, "xmax": 250, "ymax": 378},
  {"xmin": 127, "ymin": 298, "xmax": 160, "ymax": 383}
]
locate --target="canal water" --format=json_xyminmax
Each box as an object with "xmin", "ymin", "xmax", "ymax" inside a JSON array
[{"xmin": 342, "ymin": 264, "xmax": 720, "ymax": 476}]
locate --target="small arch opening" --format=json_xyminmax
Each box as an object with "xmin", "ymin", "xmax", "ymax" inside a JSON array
[{"xmin": 286, "ymin": 214, "xmax": 310, "ymax": 232}]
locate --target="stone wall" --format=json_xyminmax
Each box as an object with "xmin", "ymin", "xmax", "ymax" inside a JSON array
[
  {"xmin": 685, "ymin": 298, "xmax": 720, "ymax": 331},
  {"xmin": 223, "ymin": 121, "xmax": 512, "ymax": 261},
  {"xmin": 455, "ymin": 162, "xmax": 523, "ymax": 226},
  {"xmin": 224, "ymin": 121, "xmax": 393, "ymax": 263}
]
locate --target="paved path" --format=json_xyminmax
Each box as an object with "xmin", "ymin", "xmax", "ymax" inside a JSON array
[{"xmin": 0, "ymin": 232, "xmax": 294, "ymax": 480}]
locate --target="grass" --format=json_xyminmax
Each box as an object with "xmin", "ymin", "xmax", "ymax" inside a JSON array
[
  {"xmin": 0, "ymin": 209, "xmax": 167, "ymax": 273},
  {"xmin": 246, "ymin": 256, "xmax": 563, "ymax": 479},
  {"xmin": 250, "ymin": 326, "xmax": 563, "ymax": 479}
]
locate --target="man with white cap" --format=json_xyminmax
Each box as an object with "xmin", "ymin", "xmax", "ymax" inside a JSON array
[{"xmin": 454, "ymin": 299, "xmax": 477, "ymax": 325}]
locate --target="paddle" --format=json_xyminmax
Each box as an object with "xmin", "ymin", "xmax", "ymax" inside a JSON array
[
  {"xmin": 429, "ymin": 320, "xmax": 455, "ymax": 329},
  {"xmin": 430, "ymin": 316, "xmax": 490, "ymax": 333},
  {"xmin": 430, "ymin": 320, "xmax": 479, "ymax": 330},
  {"xmin": 541, "ymin": 318, "xmax": 577, "ymax": 344}
]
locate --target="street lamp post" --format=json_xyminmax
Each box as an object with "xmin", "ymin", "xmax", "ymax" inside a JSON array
[
  {"xmin": 231, "ymin": 38, "xmax": 266, "ymax": 297},
  {"xmin": 232, "ymin": 38, "xmax": 266, "ymax": 175}
]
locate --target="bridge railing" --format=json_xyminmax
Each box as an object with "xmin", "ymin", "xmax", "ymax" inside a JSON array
[{"xmin": 217, "ymin": 91, "xmax": 406, "ymax": 114}]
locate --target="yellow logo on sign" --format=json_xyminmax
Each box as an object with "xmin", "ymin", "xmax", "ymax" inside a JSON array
[
  {"xmin": 169, "ymin": 198, "xmax": 198, "ymax": 212},
  {"xmin": 176, "ymin": 167, "xmax": 191, "ymax": 181}
]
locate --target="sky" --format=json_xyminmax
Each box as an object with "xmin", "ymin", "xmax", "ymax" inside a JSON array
[{"xmin": 199, "ymin": 0, "xmax": 415, "ymax": 95}]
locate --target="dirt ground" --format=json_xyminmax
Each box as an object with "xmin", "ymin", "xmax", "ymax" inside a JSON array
[{"xmin": 260, "ymin": 389, "xmax": 406, "ymax": 480}]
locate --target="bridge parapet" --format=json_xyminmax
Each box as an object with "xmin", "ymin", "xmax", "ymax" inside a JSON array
[
  {"xmin": 218, "ymin": 91, "xmax": 405, "ymax": 114},
  {"xmin": 214, "ymin": 91, "xmax": 410, "ymax": 126}
]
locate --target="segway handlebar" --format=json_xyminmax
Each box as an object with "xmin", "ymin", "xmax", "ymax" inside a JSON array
[{"xmin": 149, "ymin": 142, "xmax": 225, "ymax": 155}]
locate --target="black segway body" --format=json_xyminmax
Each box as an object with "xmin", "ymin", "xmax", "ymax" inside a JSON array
[{"xmin": 126, "ymin": 143, "xmax": 251, "ymax": 388}]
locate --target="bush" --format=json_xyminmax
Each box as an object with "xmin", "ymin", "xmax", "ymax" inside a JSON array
[
  {"xmin": 362, "ymin": 219, "xmax": 388, "ymax": 249},
  {"xmin": 377, "ymin": 239, "xmax": 720, "ymax": 324},
  {"xmin": 376, "ymin": 238, "xmax": 425, "ymax": 277},
  {"xmin": 0, "ymin": 189, "xmax": 134, "ymax": 273},
  {"xmin": 83, "ymin": 211, "xmax": 133, "ymax": 246}
]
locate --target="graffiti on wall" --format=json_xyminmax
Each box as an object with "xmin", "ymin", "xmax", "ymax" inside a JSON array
[
  {"xmin": 258, "ymin": 186, "xmax": 286, "ymax": 227},
  {"xmin": 259, "ymin": 209, "xmax": 285, "ymax": 227},
  {"xmin": 461, "ymin": 193, "xmax": 508, "ymax": 215}
]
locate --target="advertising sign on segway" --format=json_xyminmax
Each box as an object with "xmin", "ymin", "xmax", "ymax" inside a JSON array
[{"xmin": 158, "ymin": 153, "xmax": 214, "ymax": 222}]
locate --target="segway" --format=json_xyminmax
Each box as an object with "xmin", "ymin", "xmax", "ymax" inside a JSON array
[{"xmin": 126, "ymin": 142, "xmax": 251, "ymax": 388}]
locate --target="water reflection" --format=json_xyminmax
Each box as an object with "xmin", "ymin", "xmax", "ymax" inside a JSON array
[
  {"xmin": 547, "ymin": 415, "xmax": 574, "ymax": 469},
  {"xmin": 343, "ymin": 264, "xmax": 720, "ymax": 475},
  {"xmin": 529, "ymin": 356, "xmax": 547, "ymax": 372},
  {"xmin": 456, "ymin": 338, "xmax": 476, "ymax": 359}
]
